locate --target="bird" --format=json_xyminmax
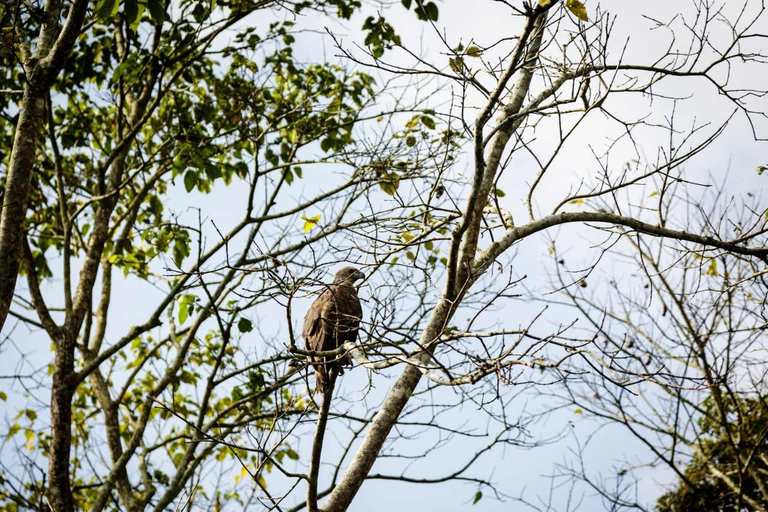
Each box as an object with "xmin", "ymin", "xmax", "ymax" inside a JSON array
[{"xmin": 302, "ymin": 267, "xmax": 365, "ymax": 394}]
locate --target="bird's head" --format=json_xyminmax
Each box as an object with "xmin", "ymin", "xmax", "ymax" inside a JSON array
[{"xmin": 332, "ymin": 266, "xmax": 366, "ymax": 286}]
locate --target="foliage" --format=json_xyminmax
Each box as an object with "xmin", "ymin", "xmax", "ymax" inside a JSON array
[{"xmin": 656, "ymin": 397, "xmax": 768, "ymax": 512}]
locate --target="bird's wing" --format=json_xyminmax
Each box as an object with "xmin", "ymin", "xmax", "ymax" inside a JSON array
[{"xmin": 302, "ymin": 290, "xmax": 330, "ymax": 350}]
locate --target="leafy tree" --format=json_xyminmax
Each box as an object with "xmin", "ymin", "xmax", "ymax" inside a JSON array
[
  {"xmin": 0, "ymin": 1, "xmax": 440, "ymax": 511},
  {"xmin": 657, "ymin": 397, "xmax": 768, "ymax": 512}
]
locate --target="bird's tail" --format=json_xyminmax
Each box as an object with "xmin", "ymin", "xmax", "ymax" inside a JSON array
[{"xmin": 314, "ymin": 368, "xmax": 326, "ymax": 394}]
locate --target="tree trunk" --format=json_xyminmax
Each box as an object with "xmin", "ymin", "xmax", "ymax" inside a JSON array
[
  {"xmin": 0, "ymin": 78, "xmax": 48, "ymax": 329},
  {"xmin": 48, "ymin": 332, "xmax": 77, "ymax": 512}
]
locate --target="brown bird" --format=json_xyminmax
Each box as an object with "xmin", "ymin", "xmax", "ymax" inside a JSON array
[{"xmin": 302, "ymin": 267, "xmax": 364, "ymax": 393}]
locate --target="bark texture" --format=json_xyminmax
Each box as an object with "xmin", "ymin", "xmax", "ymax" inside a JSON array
[{"xmin": 0, "ymin": 0, "xmax": 89, "ymax": 332}]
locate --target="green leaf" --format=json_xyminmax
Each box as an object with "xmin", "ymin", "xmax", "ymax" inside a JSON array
[
  {"xmin": 401, "ymin": 0, "xmax": 411, "ymax": 8},
  {"xmin": 421, "ymin": 116, "xmax": 436, "ymax": 130},
  {"xmin": 566, "ymin": 0, "xmax": 589, "ymax": 21},
  {"xmin": 95, "ymin": 0, "xmax": 120, "ymax": 21},
  {"xmin": 184, "ymin": 171, "xmax": 198, "ymax": 192},
  {"xmin": 380, "ymin": 181, "xmax": 396, "ymax": 196},
  {"xmin": 129, "ymin": 2, "xmax": 145, "ymax": 30},
  {"xmin": 178, "ymin": 302, "xmax": 189, "ymax": 325},
  {"xmin": 405, "ymin": 135, "xmax": 416, "ymax": 147},
  {"xmin": 173, "ymin": 234, "xmax": 190, "ymax": 267},
  {"xmin": 0, "ymin": 391, "xmax": 6, "ymax": 401},
  {"xmin": 320, "ymin": 138, "xmax": 334, "ymax": 153},
  {"xmin": 238, "ymin": 318, "xmax": 253, "ymax": 333},
  {"xmin": 301, "ymin": 214, "xmax": 322, "ymax": 233},
  {"xmin": 112, "ymin": 62, "xmax": 129, "ymax": 84},
  {"xmin": 6, "ymin": 424, "xmax": 20, "ymax": 439},
  {"xmin": 146, "ymin": 0, "xmax": 165, "ymax": 25},
  {"xmin": 473, "ymin": 491, "xmax": 483, "ymax": 505},
  {"xmin": 124, "ymin": 0, "xmax": 138, "ymax": 27},
  {"xmin": 465, "ymin": 45, "xmax": 482, "ymax": 57},
  {"xmin": 424, "ymin": 1, "xmax": 438, "ymax": 21},
  {"xmin": 449, "ymin": 57, "xmax": 463, "ymax": 73}
]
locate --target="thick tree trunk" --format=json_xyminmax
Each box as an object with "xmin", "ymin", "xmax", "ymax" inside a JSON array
[
  {"xmin": 48, "ymin": 332, "xmax": 77, "ymax": 512},
  {"xmin": 0, "ymin": 0, "xmax": 89, "ymax": 333},
  {"xmin": 0, "ymin": 79, "xmax": 48, "ymax": 329}
]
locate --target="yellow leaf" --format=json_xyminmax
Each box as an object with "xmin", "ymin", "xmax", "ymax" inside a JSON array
[
  {"xmin": 574, "ymin": 408, "xmax": 583, "ymax": 414},
  {"xmin": 705, "ymin": 259, "xmax": 718, "ymax": 277},
  {"xmin": 649, "ymin": 191, "xmax": 659, "ymax": 197},
  {"xmin": 569, "ymin": 198, "xmax": 584, "ymax": 205},
  {"xmin": 566, "ymin": 0, "xmax": 589, "ymax": 21},
  {"xmin": 301, "ymin": 214, "xmax": 321, "ymax": 233},
  {"xmin": 24, "ymin": 429, "xmax": 35, "ymax": 451},
  {"xmin": 538, "ymin": 0, "xmax": 555, "ymax": 7}
]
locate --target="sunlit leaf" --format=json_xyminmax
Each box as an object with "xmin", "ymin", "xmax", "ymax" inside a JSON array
[
  {"xmin": 566, "ymin": 0, "xmax": 589, "ymax": 21},
  {"xmin": 301, "ymin": 214, "xmax": 322, "ymax": 233},
  {"xmin": 24, "ymin": 429, "xmax": 35, "ymax": 451},
  {"xmin": 95, "ymin": 0, "xmax": 120, "ymax": 21},
  {"xmin": 6, "ymin": 424, "xmax": 20, "ymax": 439}
]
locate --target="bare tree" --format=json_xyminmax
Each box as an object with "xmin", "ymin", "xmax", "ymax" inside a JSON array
[
  {"xmin": 548, "ymin": 193, "xmax": 768, "ymax": 511},
  {"xmin": 307, "ymin": 1, "xmax": 768, "ymax": 510}
]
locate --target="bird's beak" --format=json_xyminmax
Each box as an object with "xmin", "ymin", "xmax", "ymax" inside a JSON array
[{"xmin": 355, "ymin": 270, "xmax": 366, "ymax": 282}]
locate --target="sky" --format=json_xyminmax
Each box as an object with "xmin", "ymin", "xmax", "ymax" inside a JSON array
[{"xmin": 1, "ymin": 1, "xmax": 767, "ymax": 511}]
